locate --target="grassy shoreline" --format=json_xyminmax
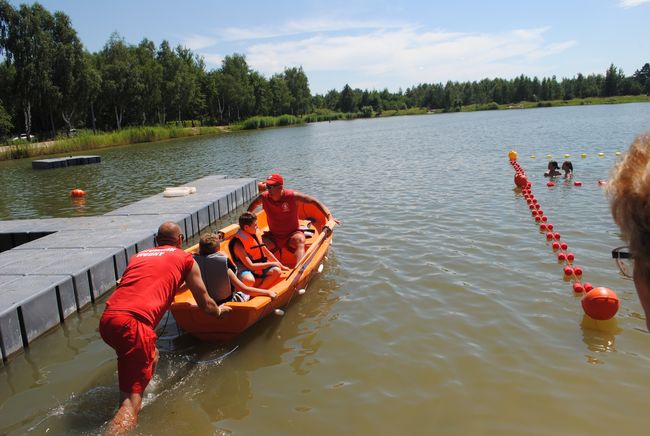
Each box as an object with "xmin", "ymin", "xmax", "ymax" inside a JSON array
[{"xmin": 2, "ymin": 95, "xmax": 648, "ymax": 161}]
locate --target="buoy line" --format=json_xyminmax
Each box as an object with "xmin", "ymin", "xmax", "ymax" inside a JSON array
[
  {"xmin": 508, "ymin": 150, "xmax": 620, "ymax": 321},
  {"xmin": 528, "ymin": 151, "xmax": 621, "ymax": 159}
]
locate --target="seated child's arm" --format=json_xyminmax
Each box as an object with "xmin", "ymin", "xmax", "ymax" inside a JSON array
[{"xmin": 227, "ymin": 269, "xmax": 277, "ymax": 299}]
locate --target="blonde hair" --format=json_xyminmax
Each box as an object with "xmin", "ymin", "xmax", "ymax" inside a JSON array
[{"xmin": 608, "ymin": 132, "xmax": 650, "ymax": 266}]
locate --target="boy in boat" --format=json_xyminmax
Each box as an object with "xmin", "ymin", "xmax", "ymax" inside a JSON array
[
  {"xmin": 99, "ymin": 222, "xmax": 231, "ymax": 435},
  {"xmin": 195, "ymin": 231, "xmax": 277, "ymax": 301},
  {"xmin": 230, "ymin": 212, "xmax": 289, "ymax": 288},
  {"xmin": 247, "ymin": 173, "xmax": 338, "ymax": 263}
]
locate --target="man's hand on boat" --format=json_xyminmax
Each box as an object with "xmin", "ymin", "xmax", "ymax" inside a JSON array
[{"xmin": 216, "ymin": 304, "xmax": 232, "ymax": 317}]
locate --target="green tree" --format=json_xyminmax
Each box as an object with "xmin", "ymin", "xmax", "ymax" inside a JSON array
[
  {"xmin": 133, "ymin": 39, "xmax": 162, "ymax": 125},
  {"xmin": 219, "ymin": 54, "xmax": 254, "ymax": 121},
  {"xmin": 284, "ymin": 66, "xmax": 311, "ymax": 115},
  {"xmin": 0, "ymin": 99, "xmax": 12, "ymax": 137},
  {"xmin": 250, "ymin": 70, "xmax": 270, "ymax": 116},
  {"xmin": 603, "ymin": 63, "xmax": 622, "ymax": 97},
  {"xmin": 338, "ymin": 84, "xmax": 355, "ymax": 112},
  {"xmin": 1, "ymin": 2, "xmax": 58, "ymax": 138},
  {"xmin": 269, "ymin": 73, "xmax": 291, "ymax": 116},
  {"xmin": 98, "ymin": 33, "xmax": 139, "ymax": 129},
  {"xmin": 51, "ymin": 11, "xmax": 85, "ymax": 134},
  {"xmin": 633, "ymin": 62, "xmax": 650, "ymax": 86}
]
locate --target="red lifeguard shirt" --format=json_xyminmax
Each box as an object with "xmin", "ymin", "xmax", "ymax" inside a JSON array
[
  {"xmin": 261, "ymin": 189, "xmax": 299, "ymax": 237},
  {"xmin": 105, "ymin": 246, "xmax": 194, "ymax": 327}
]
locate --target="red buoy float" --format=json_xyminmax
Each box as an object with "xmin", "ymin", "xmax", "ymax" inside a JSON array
[
  {"xmin": 573, "ymin": 283, "xmax": 585, "ymax": 293},
  {"xmin": 581, "ymin": 287, "xmax": 619, "ymax": 320},
  {"xmin": 70, "ymin": 188, "xmax": 86, "ymax": 197},
  {"xmin": 514, "ymin": 173, "xmax": 528, "ymax": 188}
]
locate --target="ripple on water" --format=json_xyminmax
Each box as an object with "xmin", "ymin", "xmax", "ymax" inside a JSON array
[{"xmin": 2, "ymin": 105, "xmax": 650, "ymax": 434}]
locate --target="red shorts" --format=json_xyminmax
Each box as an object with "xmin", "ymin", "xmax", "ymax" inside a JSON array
[
  {"xmin": 264, "ymin": 229, "xmax": 302, "ymax": 252},
  {"xmin": 99, "ymin": 311, "xmax": 157, "ymax": 394}
]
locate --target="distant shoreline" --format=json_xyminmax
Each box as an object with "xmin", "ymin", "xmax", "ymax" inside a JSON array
[{"xmin": 2, "ymin": 96, "xmax": 648, "ymax": 162}]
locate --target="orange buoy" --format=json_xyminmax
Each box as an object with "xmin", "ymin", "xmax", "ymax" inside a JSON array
[
  {"xmin": 70, "ymin": 188, "xmax": 86, "ymax": 197},
  {"xmin": 257, "ymin": 181, "xmax": 267, "ymax": 192},
  {"xmin": 581, "ymin": 287, "xmax": 619, "ymax": 320},
  {"xmin": 508, "ymin": 150, "xmax": 518, "ymax": 161}
]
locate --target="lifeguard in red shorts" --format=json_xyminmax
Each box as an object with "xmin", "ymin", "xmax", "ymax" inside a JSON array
[
  {"xmin": 247, "ymin": 173, "xmax": 337, "ymax": 263},
  {"xmin": 99, "ymin": 221, "xmax": 231, "ymax": 435}
]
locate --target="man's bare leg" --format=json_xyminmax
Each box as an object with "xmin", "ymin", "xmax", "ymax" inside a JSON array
[{"xmin": 104, "ymin": 392, "xmax": 143, "ymax": 435}]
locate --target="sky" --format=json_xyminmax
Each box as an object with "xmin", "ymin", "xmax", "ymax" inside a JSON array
[{"xmin": 11, "ymin": 0, "xmax": 650, "ymax": 94}]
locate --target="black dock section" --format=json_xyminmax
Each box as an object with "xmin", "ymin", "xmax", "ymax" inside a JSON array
[
  {"xmin": 32, "ymin": 155, "xmax": 101, "ymax": 169},
  {"xmin": 0, "ymin": 175, "xmax": 258, "ymax": 363}
]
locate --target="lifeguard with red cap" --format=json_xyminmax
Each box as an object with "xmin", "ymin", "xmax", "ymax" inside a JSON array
[{"xmin": 248, "ymin": 173, "xmax": 338, "ymax": 263}]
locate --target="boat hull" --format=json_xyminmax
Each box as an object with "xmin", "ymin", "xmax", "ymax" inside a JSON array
[{"xmin": 170, "ymin": 205, "xmax": 335, "ymax": 342}]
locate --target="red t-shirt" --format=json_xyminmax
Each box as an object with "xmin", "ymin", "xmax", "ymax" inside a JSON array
[
  {"xmin": 261, "ymin": 189, "xmax": 299, "ymax": 237},
  {"xmin": 105, "ymin": 246, "xmax": 194, "ymax": 327}
]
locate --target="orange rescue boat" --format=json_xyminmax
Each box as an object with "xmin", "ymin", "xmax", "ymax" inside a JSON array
[{"xmin": 170, "ymin": 202, "xmax": 336, "ymax": 342}]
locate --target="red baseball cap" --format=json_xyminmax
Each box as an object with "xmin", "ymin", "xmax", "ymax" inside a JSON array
[{"xmin": 265, "ymin": 173, "xmax": 284, "ymax": 186}]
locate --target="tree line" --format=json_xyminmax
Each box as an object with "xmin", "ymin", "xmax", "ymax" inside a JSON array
[{"xmin": 0, "ymin": 1, "xmax": 648, "ymax": 140}]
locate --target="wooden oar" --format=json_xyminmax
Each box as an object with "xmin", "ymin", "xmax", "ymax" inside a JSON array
[{"xmin": 274, "ymin": 224, "xmax": 333, "ymax": 315}]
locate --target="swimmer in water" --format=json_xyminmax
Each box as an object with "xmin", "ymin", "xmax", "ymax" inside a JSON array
[{"xmin": 544, "ymin": 161, "xmax": 561, "ymax": 177}]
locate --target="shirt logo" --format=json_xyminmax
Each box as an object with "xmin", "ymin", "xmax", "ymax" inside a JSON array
[{"xmin": 281, "ymin": 202, "xmax": 290, "ymax": 212}]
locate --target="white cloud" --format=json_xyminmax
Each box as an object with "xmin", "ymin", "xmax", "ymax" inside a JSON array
[
  {"xmin": 181, "ymin": 34, "xmax": 218, "ymax": 50},
  {"xmin": 243, "ymin": 26, "xmax": 576, "ymax": 92},
  {"xmin": 619, "ymin": 0, "xmax": 650, "ymax": 8},
  {"xmin": 218, "ymin": 18, "xmax": 407, "ymax": 41},
  {"xmin": 197, "ymin": 52, "xmax": 224, "ymax": 66}
]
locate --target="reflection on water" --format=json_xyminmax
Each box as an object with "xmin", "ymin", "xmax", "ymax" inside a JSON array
[
  {"xmin": 2, "ymin": 104, "xmax": 650, "ymax": 434},
  {"xmin": 580, "ymin": 314, "xmax": 620, "ymax": 357}
]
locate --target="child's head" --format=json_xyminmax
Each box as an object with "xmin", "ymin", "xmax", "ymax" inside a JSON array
[
  {"xmin": 562, "ymin": 161, "xmax": 573, "ymax": 172},
  {"xmin": 199, "ymin": 232, "xmax": 222, "ymax": 256},
  {"xmin": 238, "ymin": 212, "xmax": 258, "ymax": 234},
  {"xmin": 548, "ymin": 161, "xmax": 559, "ymax": 170}
]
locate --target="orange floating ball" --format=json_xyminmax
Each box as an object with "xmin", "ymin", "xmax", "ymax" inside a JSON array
[
  {"xmin": 70, "ymin": 188, "xmax": 86, "ymax": 197},
  {"xmin": 581, "ymin": 287, "xmax": 619, "ymax": 320},
  {"xmin": 509, "ymin": 150, "xmax": 518, "ymax": 161}
]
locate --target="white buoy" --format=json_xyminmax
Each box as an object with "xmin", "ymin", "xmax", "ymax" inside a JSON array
[
  {"xmin": 298, "ymin": 289, "xmax": 306, "ymax": 295},
  {"xmin": 317, "ymin": 263, "xmax": 324, "ymax": 273},
  {"xmin": 274, "ymin": 308, "xmax": 285, "ymax": 316}
]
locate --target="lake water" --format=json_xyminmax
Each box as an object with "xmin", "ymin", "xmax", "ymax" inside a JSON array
[{"xmin": 1, "ymin": 103, "xmax": 650, "ymax": 435}]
